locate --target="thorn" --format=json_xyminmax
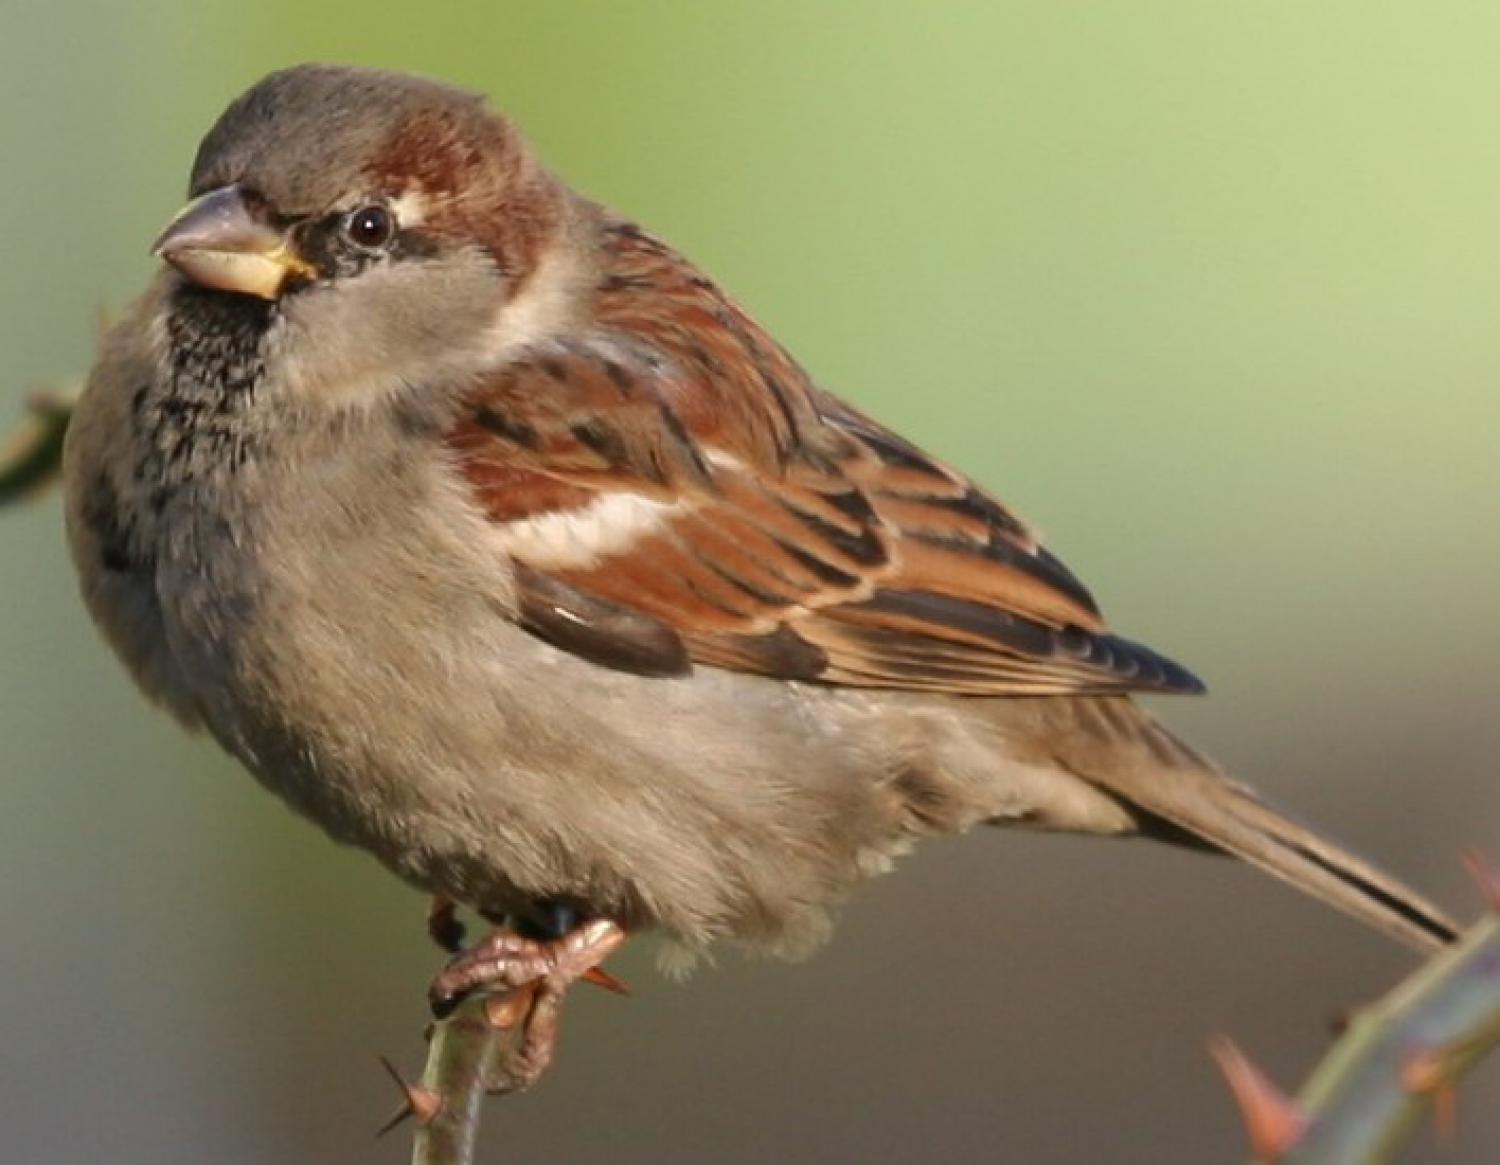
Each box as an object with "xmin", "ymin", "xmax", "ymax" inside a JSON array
[
  {"xmin": 1462, "ymin": 848, "xmax": 1500, "ymax": 912},
  {"xmin": 375, "ymin": 1106, "xmax": 414, "ymax": 1138},
  {"xmin": 483, "ymin": 984, "xmax": 539, "ymax": 1031},
  {"xmin": 582, "ymin": 965, "xmax": 631, "ymax": 995},
  {"xmin": 375, "ymin": 1055, "xmax": 443, "ymax": 1136},
  {"xmin": 1401, "ymin": 1047, "xmax": 1460, "ymax": 1143},
  {"xmin": 1210, "ymin": 1036, "xmax": 1309, "ymax": 1161}
]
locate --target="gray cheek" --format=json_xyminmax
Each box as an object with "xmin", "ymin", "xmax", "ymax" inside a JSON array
[{"xmin": 270, "ymin": 253, "xmax": 504, "ymax": 398}]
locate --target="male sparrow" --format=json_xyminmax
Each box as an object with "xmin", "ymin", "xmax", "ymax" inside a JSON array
[{"xmin": 63, "ymin": 64, "xmax": 1456, "ymax": 1084}]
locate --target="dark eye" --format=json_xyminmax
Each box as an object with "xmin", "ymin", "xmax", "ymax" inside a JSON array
[{"xmin": 343, "ymin": 205, "xmax": 394, "ymax": 249}]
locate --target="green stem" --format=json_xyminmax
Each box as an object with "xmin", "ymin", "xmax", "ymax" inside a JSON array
[
  {"xmin": 1281, "ymin": 912, "xmax": 1500, "ymax": 1163},
  {"xmin": 411, "ymin": 997, "xmax": 509, "ymax": 1165}
]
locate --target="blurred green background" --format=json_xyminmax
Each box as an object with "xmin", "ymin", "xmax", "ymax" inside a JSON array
[{"xmin": 3, "ymin": 2, "xmax": 1498, "ymax": 1161}]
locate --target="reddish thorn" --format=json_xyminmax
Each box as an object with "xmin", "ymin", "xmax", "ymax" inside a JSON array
[
  {"xmin": 1401, "ymin": 1047, "xmax": 1460, "ymax": 1142},
  {"xmin": 582, "ymin": 965, "xmax": 631, "ymax": 995},
  {"xmin": 1210, "ymin": 1036, "xmax": 1309, "ymax": 1161},
  {"xmin": 375, "ymin": 1055, "xmax": 443, "ymax": 1136},
  {"xmin": 483, "ymin": 985, "xmax": 539, "ymax": 1031},
  {"xmin": 1462, "ymin": 848, "xmax": 1500, "ymax": 912},
  {"xmin": 1433, "ymin": 1086, "xmax": 1460, "ymax": 1144}
]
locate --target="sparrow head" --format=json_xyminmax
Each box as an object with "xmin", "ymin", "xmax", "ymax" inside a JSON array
[{"xmin": 153, "ymin": 64, "xmax": 571, "ymax": 402}]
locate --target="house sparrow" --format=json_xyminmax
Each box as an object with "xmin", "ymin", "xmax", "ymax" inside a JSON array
[{"xmin": 63, "ymin": 64, "xmax": 1456, "ymax": 1084}]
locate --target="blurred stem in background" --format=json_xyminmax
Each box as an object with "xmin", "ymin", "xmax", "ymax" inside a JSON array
[
  {"xmin": 0, "ymin": 392, "xmax": 73, "ymax": 506},
  {"xmin": 1217, "ymin": 866, "xmax": 1500, "ymax": 1164}
]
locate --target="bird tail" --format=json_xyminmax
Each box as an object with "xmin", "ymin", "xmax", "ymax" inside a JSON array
[{"xmin": 1050, "ymin": 697, "xmax": 1459, "ymax": 953}]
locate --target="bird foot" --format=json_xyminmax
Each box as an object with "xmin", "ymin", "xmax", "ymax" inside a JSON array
[{"xmin": 428, "ymin": 918, "xmax": 628, "ymax": 1093}]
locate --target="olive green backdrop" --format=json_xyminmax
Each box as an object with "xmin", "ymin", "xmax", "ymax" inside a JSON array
[{"xmin": 3, "ymin": 2, "xmax": 1497, "ymax": 1161}]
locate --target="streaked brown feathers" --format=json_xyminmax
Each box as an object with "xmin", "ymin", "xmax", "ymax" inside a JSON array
[{"xmin": 446, "ymin": 215, "xmax": 1204, "ymax": 698}]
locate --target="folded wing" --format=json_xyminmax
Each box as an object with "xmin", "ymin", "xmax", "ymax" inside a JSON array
[{"xmin": 443, "ymin": 217, "xmax": 1203, "ymax": 698}]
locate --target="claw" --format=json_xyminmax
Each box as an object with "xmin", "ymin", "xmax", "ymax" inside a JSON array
[
  {"xmin": 427, "ymin": 918, "xmax": 627, "ymax": 1093},
  {"xmin": 582, "ymin": 965, "xmax": 631, "ymax": 995}
]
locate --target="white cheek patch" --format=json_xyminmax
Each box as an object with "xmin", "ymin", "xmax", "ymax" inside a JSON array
[{"xmin": 490, "ymin": 493, "xmax": 694, "ymax": 570}]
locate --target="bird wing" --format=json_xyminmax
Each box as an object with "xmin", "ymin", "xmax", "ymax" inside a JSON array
[{"xmin": 444, "ymin": 218, "xmax": 1203, "ymax": 697}]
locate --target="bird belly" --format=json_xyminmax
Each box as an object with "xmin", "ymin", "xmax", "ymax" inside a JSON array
[{"xmin": 144, "ymin": 440, "xmax": 1124, "ymax": 961}]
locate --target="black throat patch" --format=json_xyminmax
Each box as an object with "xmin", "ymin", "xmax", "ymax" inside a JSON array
[{"xmin": 132, "ymin": 284, "xmax": 276, "ymax": 513}]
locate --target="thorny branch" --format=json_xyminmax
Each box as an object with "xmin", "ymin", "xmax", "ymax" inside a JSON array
[
  {"xmin": 1215, "ymin": 856, "xmax": 1500, "ymax": 1163},
  {"xmin": 384, "ymin": 994, "xmax": 513, "ymax": 1165}
]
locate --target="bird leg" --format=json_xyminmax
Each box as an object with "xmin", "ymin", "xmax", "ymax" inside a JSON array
[
  {"xmin": 428, "ymin": 917, "xmax": 627, "ymax": 1093},
  {"xmin": 426, "ymin": 895, "xmax": 467, "ymax": 953}
]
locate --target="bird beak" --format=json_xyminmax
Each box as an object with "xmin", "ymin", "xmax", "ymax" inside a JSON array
[{"xmin": 152, "ymin": 185, "xmax": 314, "ymax": 299}]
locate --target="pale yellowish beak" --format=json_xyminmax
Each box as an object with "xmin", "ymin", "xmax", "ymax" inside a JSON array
[{"xmin": 152, "ymin": 185, "xmax": 314, "ymax": 299}]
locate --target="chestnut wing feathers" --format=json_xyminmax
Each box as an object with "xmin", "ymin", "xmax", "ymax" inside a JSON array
[{"xmin": 444, "ymin": 221, "xmax": 1204, "ymax": 698}]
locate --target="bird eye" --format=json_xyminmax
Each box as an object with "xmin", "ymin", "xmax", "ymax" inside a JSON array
[{"xmin": 343, "ymin": 205, "xmax": 394, "ymax": 249}]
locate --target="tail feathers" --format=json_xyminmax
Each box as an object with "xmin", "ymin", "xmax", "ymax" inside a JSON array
[{"xmin": 1057, "ymin": 698, "xmax": 1460, "ymax": 954}]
